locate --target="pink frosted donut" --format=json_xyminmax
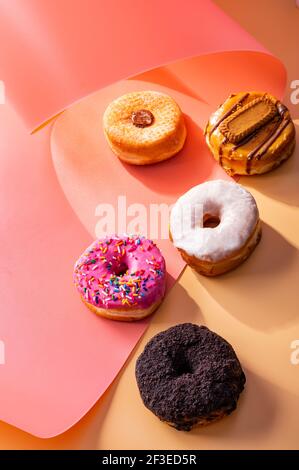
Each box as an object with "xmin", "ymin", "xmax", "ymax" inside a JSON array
[{"xmin": 73, "ymin": 235, "xmax": 166, "ymax": 321}]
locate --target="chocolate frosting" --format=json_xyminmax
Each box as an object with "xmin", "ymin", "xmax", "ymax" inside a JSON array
[{"xmin": 135, "ymin": 323, "xmax": 246, "ymax": 431}]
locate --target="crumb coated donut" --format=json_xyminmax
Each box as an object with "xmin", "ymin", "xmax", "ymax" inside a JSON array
[
  {"xmin": 205, "ymin": 91, "xmax": 296, "ymax": 175},
  {"xmin": 103, "ymin": 91, "xmax": 186, "ymax": 165},
  {"xmin": 169, "ymin": 180, "xmax": 261, "ymax": 276},
  {"xmin": 136, "ymin": 323, "xmax": 246, "ymax": 431},
  {"xmin": 73, "ymin": 235, "xmax": 166, "ymax": 321}
]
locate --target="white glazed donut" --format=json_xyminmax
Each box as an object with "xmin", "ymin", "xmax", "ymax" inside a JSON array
[{"xmin": 169, "ymin": 180, "xmax": 262, "ymax": 276}]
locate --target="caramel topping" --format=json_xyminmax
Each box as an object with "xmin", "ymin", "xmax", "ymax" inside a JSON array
[
  {"xmin": 209, "ymin": 93, "xmax": 249, "ymax": 135},
  {"xmin": 131, "ymin": 109, "xmax": 154, "ymax": 128},
  {"xmin": 219, "ymin": 97, "xmax": 278, "ymax": 143}
]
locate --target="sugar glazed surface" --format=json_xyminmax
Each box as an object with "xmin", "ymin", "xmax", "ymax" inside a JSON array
[{"xmin": 170, "ymin": 180, "xmax": 259, "ymax": 262}]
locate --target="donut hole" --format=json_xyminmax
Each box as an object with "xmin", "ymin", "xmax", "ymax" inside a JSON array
[
  {"xmin": 203, "ymin": 213, "xmax": 220, "ymax": 228},
  {"xmin": 173, "ymin": 350, "xmax": 194, "ymax": 376},
  {"xmin": 114, "ymin": 262, "xmax": 128, "ymax": 277}
]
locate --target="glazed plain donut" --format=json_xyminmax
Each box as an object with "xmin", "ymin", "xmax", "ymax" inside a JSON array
[
  {"xmin": 103, "ymin": 91, "xmax": 186, "ymax": 165},
  {"xmin": 73, "ymin": 235, "xmax": 166, "ymax": 321},
  {"xmin": 205, "ymin": 91, "xmax": 296, "ymax": 175},
  {"xmin": 169, "ymin": 180, "xmax": 261, "ymax": 276},
  {"xmin": 136, "ymin": 323, "xmax": 246, "ymax": 431}
]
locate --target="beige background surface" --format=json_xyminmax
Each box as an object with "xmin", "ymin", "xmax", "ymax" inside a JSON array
[{"xmin": 0, "ymin": 0, "xmax": 298, "ymax": 449}]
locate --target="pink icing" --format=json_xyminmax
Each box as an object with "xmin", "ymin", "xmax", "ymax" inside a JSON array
[{"xmin": 73, "ymin": 235, "xmax": 166, "ymax": 310}]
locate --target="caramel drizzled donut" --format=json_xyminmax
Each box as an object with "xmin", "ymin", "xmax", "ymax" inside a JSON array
[
  {"xmin": 205, "ymin": 91, "xmax": 295, "ymax": 175},
  {"xmin": 136, "ymin": 323, "xmax": 246, "ymax": 431}
]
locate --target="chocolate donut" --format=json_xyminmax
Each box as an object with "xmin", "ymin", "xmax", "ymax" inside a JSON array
[{"xmin": 135, "ymin": 323, "xmax": 246, "ymax": 431}]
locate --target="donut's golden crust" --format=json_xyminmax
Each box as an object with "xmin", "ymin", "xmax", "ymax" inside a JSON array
[
  {"xmin": 170, "ymin": 220, "xmax": 262, "ymax": 276},
  {"xmin": 82, "ymin": 297, "xmax": 162, "ymax": 322},
  {"xmin": 205, "ymin": 91, "xmax": 296, "ymax": 175},
  {"xmin": 103, "ymin": 91, "xmax": 186, "ymax": 165}
]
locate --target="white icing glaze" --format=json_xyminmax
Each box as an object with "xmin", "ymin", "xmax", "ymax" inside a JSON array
[{"xmin": 170, "ymin": 180, "xmax": 259, "ymax": 262}]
